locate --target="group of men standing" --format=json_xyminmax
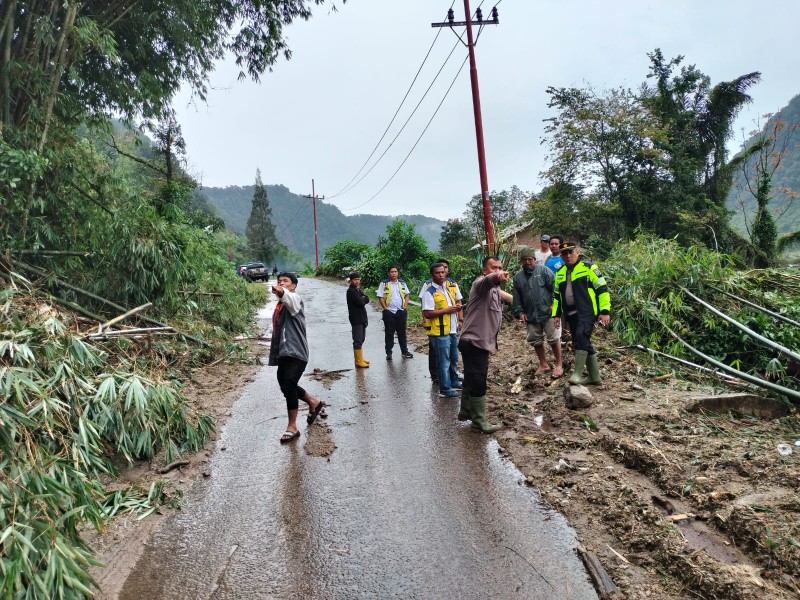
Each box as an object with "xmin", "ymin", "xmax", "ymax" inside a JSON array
[
  {"xmin": 343, "ymin": 242, "xmax": 611, "ymax": 435},
  {"xmin": 268, "ymin": 238, "xmax": 611, "ymax": 444}
]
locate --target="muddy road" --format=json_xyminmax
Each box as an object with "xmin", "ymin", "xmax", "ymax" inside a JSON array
[{"xmin": 117, "ymin": 278, "xmax": 596, "ymax": 599}]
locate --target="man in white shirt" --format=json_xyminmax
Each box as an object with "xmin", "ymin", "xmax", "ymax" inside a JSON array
[
  {"xmin": 535, "ymin": 235, "xmax": 552, "ymax": 266},
  {"xmin": 376, "ymin": 266, "xmax": 413, "ymax": 360},
  {"xmin": 421, "ymin": 262, "xmax": 463, "ymax": 397}
]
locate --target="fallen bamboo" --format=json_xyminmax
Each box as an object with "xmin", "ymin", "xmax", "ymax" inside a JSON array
[
  {"xmin": 681, "ymin": 287, "xmax": 800, "ymax": 363},
  {"xmin": 99, "ymin": 302, "xmax": 153, "ymax": 333},
  {"xmin": 179, "ymin": 290, "xmax": 223, "ymax": 297},
  {"xmin": 12, "ymin": 259, "xmax": 208, "ymax": 346},
  {"xmin": 11, "ymin": 250, "xmax": 92, "ymax": 257},
  {"xmin": 663, "ymin": 325, "xmax": 800, "ymax": 402},
  {"xmin": 86, "ymin": 326, "xmax": 175, "ymax": 339},
  {"xmin": 710, "ymin": 286, "xmax": 800, "ymax": 328},
  {"xmin": 619, "ymin": 345, "xmax": 740, "ymax": 381}
]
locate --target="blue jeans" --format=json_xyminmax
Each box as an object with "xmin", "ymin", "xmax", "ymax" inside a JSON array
[{"xmin": 431, "ymin": 334, "xmax": 459, "ymax": 391}]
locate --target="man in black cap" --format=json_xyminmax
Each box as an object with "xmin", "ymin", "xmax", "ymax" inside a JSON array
[{"xmin": 535, "ymin": 234, "xmax": 552, "ymax": 266}]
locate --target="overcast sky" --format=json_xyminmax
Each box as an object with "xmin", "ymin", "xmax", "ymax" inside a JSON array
[{"xmin": 173, "ymin": 0, "xmax": 800, "ymax": 221}]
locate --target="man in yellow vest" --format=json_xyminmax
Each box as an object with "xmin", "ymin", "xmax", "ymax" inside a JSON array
[
  {"xmin": 377, "ymin": 266, "xmax": 413, "ymax": 360},
  {"xmin": 422, "ymin": 262, "xmax": 463, "ymax": 397}
]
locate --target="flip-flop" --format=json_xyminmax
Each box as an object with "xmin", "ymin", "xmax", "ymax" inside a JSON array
[
  {"xmin": 550, "ymin": 368, "xmax": 564, "ymax": 379},
  {"xmin": 280, "ymin": 430, "xmax": 300, "ymax": 444},
  {"xmin": 306, "ymin": 401, "xmax": 326, "ymax": 426}
]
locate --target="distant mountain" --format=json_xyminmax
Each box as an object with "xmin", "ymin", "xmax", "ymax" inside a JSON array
[
  {"xmin": 200, "ymin": 184, "xmax": 445, "ymax": 263},
  {"xmin": 727, "ymin": 94, "xmax": 800, "ymax": 237}
]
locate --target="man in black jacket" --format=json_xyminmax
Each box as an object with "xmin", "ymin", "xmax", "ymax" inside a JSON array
[{"xmin": 346, "ymin": 272, "xmax": 370, "ymax": 368}]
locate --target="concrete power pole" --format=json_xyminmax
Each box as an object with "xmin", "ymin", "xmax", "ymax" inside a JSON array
[
  {"xmin": 302, "ymin": 180, "xmax": 323, "ymax": 269},
  {"xmin": 432, "ymin": 2, "xmax": 499, "ymax": 254}
]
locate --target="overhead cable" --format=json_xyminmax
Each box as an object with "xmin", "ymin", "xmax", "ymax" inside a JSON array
[{"xmin": 341, "ymin": 55, "xmax": 469, "ymax": 213}]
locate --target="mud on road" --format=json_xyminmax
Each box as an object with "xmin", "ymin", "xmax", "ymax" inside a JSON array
[
  {"xmin": 88, "ymin": 296, "xmax": 799, "ymax": 600},
  {"xmin": 405, "ymin": 321, "xmax": 799, "ymax": 600}
]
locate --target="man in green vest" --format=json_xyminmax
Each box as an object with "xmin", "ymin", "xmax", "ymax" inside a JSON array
[{"xmin": 552, "ymin": 242, "xmax": 611, "ymax": 385}]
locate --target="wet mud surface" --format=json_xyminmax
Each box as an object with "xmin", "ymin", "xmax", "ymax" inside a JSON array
[
  {"xmin": 114, "ymin": 278, "xmax": 596, "ymax": 599},
  {"xmin": 90, "ymin": 277, "xmax": 800, "ymax": 599}
]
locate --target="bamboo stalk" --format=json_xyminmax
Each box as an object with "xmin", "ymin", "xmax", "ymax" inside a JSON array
[
  {"xmin": 663, "ymin": 325, "xmax": 800, "ymax": 402},
  {"xmin": 682, "ymin": 287, "xmax": 800, "ymax": 363},
  {"xmin": 12, "ymin": 259, "xmax": 209, "ymax": 346},
  {"xmin": 86, "ymin": 327, "xmax": 174, "ymax": 338},
  {"xmin": 710, "ymin": 286, "xmax": 800, "ymax": 328},
  {"xmin": 99, "ymin": 302, "xmax": 153, "ymax": 333},
  {"xmin": 11, "ymin": 250, "xmax": 92, "ymax": 257},
  {"xmin": 619, "ymin": 345, "xmax": 739, "ymax": 381}
]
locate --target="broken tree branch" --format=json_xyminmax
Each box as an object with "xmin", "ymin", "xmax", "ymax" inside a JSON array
[
  {"xmin": 99, "ymin": 302, "xmax": 153, "ymax": 333},
  {"xmin": 619, "ymin": 345, "xmax": 740, "ymax": 382},
  {"xmin": 86, "ymin": 327, "xmax": 175, "ymax": 339}
]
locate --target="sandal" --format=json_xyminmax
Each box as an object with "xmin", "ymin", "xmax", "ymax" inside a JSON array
[
  {"xmin": 306, "ymin": 401, "xmax": 326, "ymax": 426},
  {"xmin": 279, "ymin": 430, "xmax": 300, "ymax": 444}
]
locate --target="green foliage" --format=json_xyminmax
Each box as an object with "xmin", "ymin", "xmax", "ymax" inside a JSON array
[
  {"xmin": 438, "ymin": 219, "xmax": 474, "ymax": 257},
  {"xmin": 317, "ymin": 240, "xmax": 375, "ymax": 276},
  {"xmin": 463, "ymin": 186, "xmax": 530, "ymax": 234},
  {"xmin": 0, "ymin": 287, "xmax": 212, "ymax": 599},
  {"xmin": 541, "ymin": 50, "xmax": 762, "ymax": 260},
  {"xmin": 246, "ymin": 170, "xmax": 285, "ymax": 265},
  {"xmin": 359, "ymin": 219, "xmax": 436, "ymax": 286},
  {"xmin": 605, "ymin": 236, "xmax": 800, "ymax": 389}
]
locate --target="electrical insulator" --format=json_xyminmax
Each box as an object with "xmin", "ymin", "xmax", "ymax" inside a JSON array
[
  {"xmin": 491, "ymin": 7, "xmax": 499, "ymax": 21},
  {"xmin": 447, "ymin": 8, "xmax": 454, "ymax": 23},
  {"xmin": 476, "ymin": 8, "xmax": 483, "ymax": 21}
]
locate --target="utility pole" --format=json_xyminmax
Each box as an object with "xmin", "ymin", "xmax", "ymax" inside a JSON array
[
  {"xmin": 433, "ymin": 2, "xmax": 499, "ymax": 254},
  {"xmin": 302, "ymin": 179, "xmax": 323, "ymax": 269}
]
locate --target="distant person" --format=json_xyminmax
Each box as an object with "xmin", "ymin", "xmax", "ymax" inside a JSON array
[
  {"xmin": 272, "ymin": 265, "xmax": 279, "ymax": 280},
  {"xmin": 377, "ymin": 266, "xmax": 413, "ymax": 360},
  {"xmin": 421, "ymin": 262, "xmax": 462, "ymax": 397},
  {"xmin": 269, "ymin": 272, "xmax": 325, "ymax": 443},
  {"xmin": 346, "ymin": 272, "xmax": 370, "ymax": 368},
  {"xmin": 552, "ymin": 242, "xmax": 611, "ymax": 385},
  {"xmin": 535, "ymin": 235, "xmax": 552, "ymax": 266},
  {"xmin": 458, "ymin": 256, "xmax": 513, "ymax": 432},
  {"xmin": 545, "ymin": 234, "xmax": 565, "ymax": 274},
  {"xmin": 512, "ymin": 247, "xmax": 563, "ymax": 378},
  {"xmin": 419, "ymin": 258, "xmax": 462, "ymax": 383}
]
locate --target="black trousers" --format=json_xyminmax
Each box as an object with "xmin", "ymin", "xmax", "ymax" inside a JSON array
[
  {"xmin": 566, "ymin": 313, "xmax": 596, "ymax": 354},
  {"xmin": 351, "ymin": 322, "xmax": 367, "ymax": 349},
  {"xmin": 276, "ymin": 356, "xmax": 308, "ymax": 410},
  {"xmin": 382, "ymin": 309, "xmax": 408, "ymax": 355},
  {"xmin": 458, "ymin": 339, "xmax": 490, "ymax": 397}
]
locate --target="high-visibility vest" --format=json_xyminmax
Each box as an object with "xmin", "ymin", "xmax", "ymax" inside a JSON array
[
  {"xmin": 424, "ymin": 284, "xmax": 458, "ymax": 336},
  {"xmin": 552, "ymin": 259, "xmax": 610, "ymax": 318}
]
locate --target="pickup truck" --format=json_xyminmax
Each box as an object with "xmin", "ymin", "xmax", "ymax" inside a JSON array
[{"xmin": 241, "ymin": 262, "xmax": 269, "ymax": 282}]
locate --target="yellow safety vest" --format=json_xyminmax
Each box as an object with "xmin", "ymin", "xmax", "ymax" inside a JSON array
[{"xmin": 424, "ymin": 284, "xmax": 458, "ymax": 336}]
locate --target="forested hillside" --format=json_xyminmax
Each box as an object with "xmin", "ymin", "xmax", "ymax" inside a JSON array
[
  {"xmin": 200, "ymin": 184, "xmax": 445, "ymax": 262},
  {"xmin": 727, "ymin": 94, "xmax": 800, "ymax": 236}
]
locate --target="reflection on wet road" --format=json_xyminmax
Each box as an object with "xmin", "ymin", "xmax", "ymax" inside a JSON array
[{"xmin": 119, "ymin": 278, "xmax": 596, "ymax": 599}]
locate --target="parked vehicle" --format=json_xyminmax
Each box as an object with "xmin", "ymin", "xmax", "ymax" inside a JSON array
[{"xmin": 240, "ymin": 262, "xmax": 269, "ymax": 281}]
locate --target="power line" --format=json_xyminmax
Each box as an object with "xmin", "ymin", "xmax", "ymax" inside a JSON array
[
  {"xmin": 330, "ymin": 37, "xmax": 462, "ymax": 199},
  {"xmin": 328, "ymin": 2, "xmax": 458, "ymax": 199},
  {"xmin": 342, "ymin": 55, "xmax": 470, "ymax": 213}
]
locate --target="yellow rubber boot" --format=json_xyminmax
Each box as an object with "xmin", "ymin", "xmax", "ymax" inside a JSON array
[{"xmin": 354, "ymin": 348, "xmax": 370, "ymax": 368}]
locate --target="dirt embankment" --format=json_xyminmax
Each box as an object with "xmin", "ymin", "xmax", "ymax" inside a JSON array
[
  {"xmin": 89, "ymin": 307, "xmax": 798, "ymax": 600},
  {"xmin": 406, "ymin": 320, "xmax": 799, "ymax": 600}
]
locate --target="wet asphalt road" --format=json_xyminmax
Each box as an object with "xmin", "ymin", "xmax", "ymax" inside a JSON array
[{"xmin": 119, "ymin": 278, "xmax": 596, "ymax": 599}]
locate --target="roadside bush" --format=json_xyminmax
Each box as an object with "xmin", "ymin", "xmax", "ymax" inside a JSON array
[{"xmin": 317, "ymin": 240, "xmax": 374, "ymax": 277}]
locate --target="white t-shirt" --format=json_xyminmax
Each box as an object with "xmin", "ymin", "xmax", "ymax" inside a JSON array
[
  {"xmin": 534, "ymin": 249, "xmax": 552, "ymax": 266},
  {"xmin": 421, "ymin": 281, "xmax": 462, "ymax": 334}
]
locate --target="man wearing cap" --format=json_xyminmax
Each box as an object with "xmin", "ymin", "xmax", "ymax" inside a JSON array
[
  {"xmin": 552, "ymin": 242, "xmax": 611, "ymax": 385},
  {"xmin": 535, "ymin": 235, "xmax": 552, "ymax": 266},
  {"xmin": 513, "ymin": 246, "xmax": 564, "ymax": 378},
  {"xmin": 346, "ymin": 272, "xmax": 370, "ymax": 368},
  {"xmin": 377, "ymin": 266, "xmax": 413, "ymax": 360}
]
